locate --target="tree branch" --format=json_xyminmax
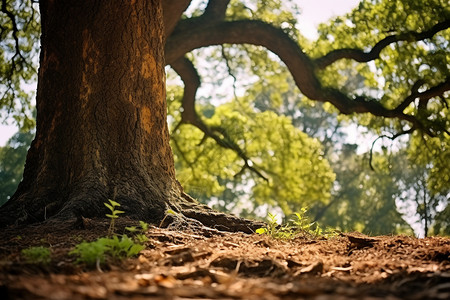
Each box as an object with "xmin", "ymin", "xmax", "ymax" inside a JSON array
[
  {"xmin": 162, "ymin": 0, "xmax": 192, "ymax": 37},
  {"xmin": 1, "ymin": 0, "xmax": 27, "ymax": 73},
  {"xmin": 165, "ymin": 20, "xmax": 441, "ymax": 132},
  {"xmin": 166, "ymin": 20, "xmax": 325, "ymax": 99},
  {"xmin": 393, "ymin": 79, "xmax": 425, "ymax": 113},
  {"xmin": 314, "ymin": 20, "xmax": 450, "ymax": 69},
  {"xmin": 203, "ymin": 0, "xmax": 230, "ymax": 21},
  {"xmin": 394, "ymin": 78, "xmax": 450, "ymax": 113},
  {"xmin": 170, "ymin": 56, "xmax": 269, "ymax": 182},
  {"xmin": 221, "ymin": 46, "xmax": 239, "ymax": 100},
  {"xmin": 170, "ymin": 57, "xmax": 201, "ymax": 124},
  {"xmin": 369, "ymin": 128, "xmax": 415, "ymax": 171}
]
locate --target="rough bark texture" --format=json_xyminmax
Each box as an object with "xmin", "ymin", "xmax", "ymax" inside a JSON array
[
  {"xmin": 0, "ymin": 0, "xmax": 264, "ymax": 233},
  {"xmin": 1, "ymin": 0, "xmax": 180, "ymax": 225}
]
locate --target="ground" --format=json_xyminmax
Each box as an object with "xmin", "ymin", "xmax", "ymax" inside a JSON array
[{"xmin": 0, "ymin": 218, "xmax": 449, "ymax": 299}]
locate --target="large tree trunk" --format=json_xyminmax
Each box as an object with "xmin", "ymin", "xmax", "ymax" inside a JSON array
[
  {"xmin": 0, "ymin": 0, "xmax": 261, "ymax": 233},
  {"xmin": 1, "ymin": 0, "xmax": 180, "ymax": 224}
]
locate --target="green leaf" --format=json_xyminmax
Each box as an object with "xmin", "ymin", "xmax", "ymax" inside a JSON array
[
  {"xmin": 125, "ymin": 226, "xmax": 137, "ymax": 232},
  {"xmin": 139, "ymin": 221, "xmax": 149, "ymax": 231},
  {"xmin": 256, "ymin": 228, "xmax": 268, "ymax": 234},
  {"xmin": 104, "ymin": 203, "xmax": 113, "ymax": 211},
  {"xmin": 108, "ymin": 199, "xmax": 121, "ymax": 207},
  {"xmin": 127, "ymin": 244, "xmax": 145, "ymax": 257}
]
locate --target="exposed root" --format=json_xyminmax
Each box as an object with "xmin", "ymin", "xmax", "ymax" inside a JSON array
[
  {"xmin": 163, "ymin": 192, "xmax": 266, "ymax": 235},
  {"xmin": 0, "ymin": 190, "xmax": 265, "ymax": 236}
]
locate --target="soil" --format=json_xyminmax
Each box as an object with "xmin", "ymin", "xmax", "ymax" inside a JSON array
[{"xmin": 0, "ymin": 218, "xmax": 449, "ymax": 300}]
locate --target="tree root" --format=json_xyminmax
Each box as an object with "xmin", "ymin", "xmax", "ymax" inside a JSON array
[
  {"xmin": 163, "ymin": 192, "xmax": 266, "ymax": 235},
  {"xmin": 0, "ymin": 190, "xmax": 265, "ymax": 236}
]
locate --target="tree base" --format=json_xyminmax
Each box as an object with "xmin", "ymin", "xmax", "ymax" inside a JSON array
[{"xmin": 0, "ymin": 191, "xmax": 265, "ymax": 234}]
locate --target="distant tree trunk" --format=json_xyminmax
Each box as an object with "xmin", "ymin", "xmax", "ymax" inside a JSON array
[
  {"xmin": 423, "ymin": 189, "xmax": 429, "ymax": 238},
  {"xmin": 0, "ymin": 0, "xmax": 181, "ymax": 224}
]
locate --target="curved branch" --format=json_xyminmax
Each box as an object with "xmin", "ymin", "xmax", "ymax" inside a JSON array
[
  {"xmin": 393, "ymin": 79, "xmax": 425, "ymax": 113},
  {"xmin": 166, "ymin": 20, "xmax": 325, "ymax": 100},
  {"xmin": 170, "ymin": 57, "xmax": 200, "ymax": 124},
  {"xmin": 314, "ymin": 20, "xmax": 450, "ymax": 69},
  {"xmin": 165, "ymin": 20, "xmax": 436, "ymax": 132},
  {"xmin": 417, "ymin": 78, "xmax": 450, "ymax": 103},
  {"xmin": 1, "ymin": 0, "xmax": 27, "ymax": 73},
  {"xmin": 170, "ymin": 57, "xmax": 269, "ymax": 182},
  {"xmin": 369, "ymin": 128, "xmax": 415, "ymax": 171},
  {"xmin": 203, "ymin": 0, "xmax": 230, "ymax": 21},
  {"xmin": 162, "ymin": 0, "xmax": 192, "ymax": 37},
  {"xmin": 394, "ymin": 78, "xmax": 450, "ymax": 113},
  {"xmin": 169, "ymin": 0, "xmax": 230, "ymax": 37},
  {"xmin": 200, "ymin": 123, "xmax": 269, "ymax": 181}
]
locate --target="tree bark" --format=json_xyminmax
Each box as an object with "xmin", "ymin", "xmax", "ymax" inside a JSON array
[
  {"xmin": 1, "ymin": 0, "xmax": 180, "ymax": 225},
  {"xmin": 0, "ymin": 0, "xmax": 262, "ymax": 234}
]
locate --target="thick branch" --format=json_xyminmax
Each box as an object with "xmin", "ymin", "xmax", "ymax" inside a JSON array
[
  {"xmin": 169, "ymin": 0, "xmax": 231, "ymax": 37},
  {"xmin": 203, "ymin": 0, "xmax": 230, "ymax": 21},
  {"xmin": 162, "ymin": 0, "xmax": 192, "ymax": 37},
  {"xmin": 393, "ymin": 79, "xmax": 425, "ymax": 113},
  {"xmin": 314, "ymin": 20, "xmax": 450, "ymax": 69},
  {"xmin": 165, "ymin": 20, "xmax": 433, "ymax": 130},
  {"xmin": 170, "ymin": 57, "xmax": 200, "ymax": 124},
  {"xmin": 166, "ymin": 20, "xmax": 322, "ymax": 99}
]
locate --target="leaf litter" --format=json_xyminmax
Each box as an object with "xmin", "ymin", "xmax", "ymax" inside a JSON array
[{"xmin": 0, "ymin": 218, "xmax": 449, "ymax": 299}]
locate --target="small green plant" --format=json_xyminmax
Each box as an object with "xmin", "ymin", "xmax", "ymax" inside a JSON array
[
  {"xmin": 70, "ymin": 235, "xmax": 145, "ymax": 268},
  {"xmin": 291, "ymin": 208, "xmax": 316, "ymax": 233},
  {"xmin": 256, "ymin": 208, "xmax": 337, "ymax": 239},
  {"xmin": 70, "ymin": 239, "xmax": 108, "ymax": 267},
  {"xmin": 256, "ymin": 212, "xmax": 294, "ymax": 239},
  {"xmin": 104, "ymin": 199, "xmax": 124, "ymax": 235},
  {"xmin": 125, "ymin": 220, "xmax": 149, "ymax": 233},
  {"xmin": 70, "ymin": 207, "xmax": 148, "ymax": 268},
  {"xmin": 126, "ymin": 221, "xmax": 149, "ymax": 243},
  {"xmin": 255, "ymin": 212, "xmax": 277, "ymax": 235},
  {"xmin": 104, "ymin": 235, "xmax": 145, "ymax": 259},
  {"xmin": 21, "ymin": 246, "xmax": 51, "ymax": 265},
  {"xmin": 159, "ymin": 208, "xmax": 177, "ymax": 227}
]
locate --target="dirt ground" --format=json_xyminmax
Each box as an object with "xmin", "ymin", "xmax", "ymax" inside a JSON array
[{"xmin": 0, "ymin": 218, "xmax": 449, "ymax": 300}]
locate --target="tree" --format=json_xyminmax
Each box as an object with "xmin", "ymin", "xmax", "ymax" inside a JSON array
[
  {"xmin": 311, "ymin": 145, "xmax": 414, "ymax": 235},
  {"xmin": 169, "ymin": 92, "xmax": 335, "ymax": 218},
  {"xmin": 394, "ymin": 147, "xmax": 450, "ymax": 237},
  {"xmin": 0, "ymin": 130, "xmax": 33, "ymax": 206},
  {"xmin": 0, "ymin": 0, "xmax": 448, "ymax": 230},
  {"xmin": 0, "ymin": 0, "xmax": 38, "ymax": 129}
]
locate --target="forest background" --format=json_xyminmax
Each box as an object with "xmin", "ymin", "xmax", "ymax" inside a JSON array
[{"xmin": 0, "ymin": 0, "xmax": 449, "ymax": 237}]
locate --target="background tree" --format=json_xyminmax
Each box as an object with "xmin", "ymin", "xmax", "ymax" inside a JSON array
[
  {"xmin": 394, "ymin": 147, "xmax": 450, "ymax": 237},
  {"xmin": 0, "ymin": 0, "xmax": 448, "ymax": 234},
  {"xmin": 0, "ymin": 130, "xmax": 33, "ymax": 206},
  {"xmin": 0, "ymin": 0, "xmax": 38, "ymax": 129}
]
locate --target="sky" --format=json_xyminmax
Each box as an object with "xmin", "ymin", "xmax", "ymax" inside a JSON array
[
  {"xmin": 295, "ymin": 0, "xmax": 360, "ymax": 39},
  {"xmin": 0, "ymin": 0, "xmax": 361, "ymax": 146}
]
